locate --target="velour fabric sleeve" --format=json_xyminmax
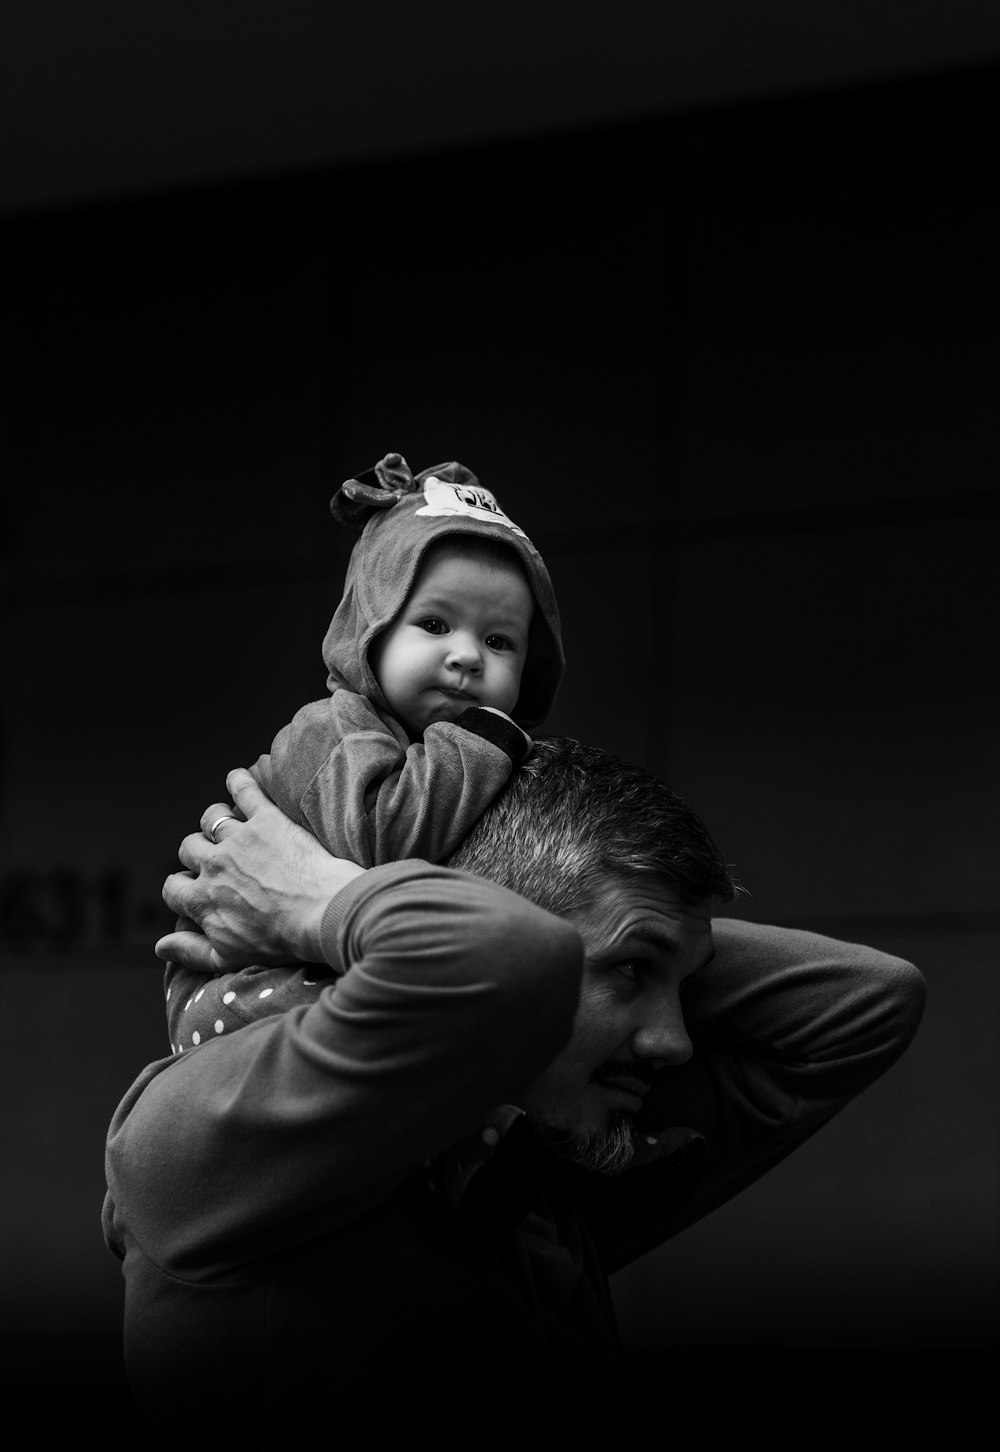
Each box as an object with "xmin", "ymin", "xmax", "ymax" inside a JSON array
[
  {"xmin": 575, "ymin": 918, "xmax": 927, "ymax": 1272},
  {"xmin": 104, "ymin": 861, "xmax": 582, "ymax": 1278},
  {"xmin": 251, "ymin": 692, "xmax": 529, "ymax": 867}
]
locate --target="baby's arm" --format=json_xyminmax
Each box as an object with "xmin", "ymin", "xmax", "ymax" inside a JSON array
[
  {"xmin": 255, "ymin": 691, "xmax": 530, "ymax": 867},
  {"xmin": 164, "ymin": 696, "xmax": 528, "ymax": 1051}
]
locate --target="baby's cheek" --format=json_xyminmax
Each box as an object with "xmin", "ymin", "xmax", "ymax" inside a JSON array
[{"xmin": 503, "ymin": 671, "xmax": 524, "ymax": 709}]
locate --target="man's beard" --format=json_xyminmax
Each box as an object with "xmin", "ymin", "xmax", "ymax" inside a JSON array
[{"xmin": 529, "ymin": 1110, "xmax": 636, "ymax": 1176}]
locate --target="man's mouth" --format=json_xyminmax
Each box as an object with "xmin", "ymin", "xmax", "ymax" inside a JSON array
[{"xmin": 592, "ymin": 1069, "xmax": 653, "ymax": 1111}]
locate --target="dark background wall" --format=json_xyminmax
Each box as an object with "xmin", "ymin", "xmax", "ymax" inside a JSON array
[{"xmin": 0, "ymin": 8, "xmax": 997, "ymax": 1424}]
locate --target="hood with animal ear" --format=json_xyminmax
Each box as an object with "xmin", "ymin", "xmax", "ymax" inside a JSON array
[{"xmin": 322, "ymin": 452, "xmax": 564, "ymax": 732}]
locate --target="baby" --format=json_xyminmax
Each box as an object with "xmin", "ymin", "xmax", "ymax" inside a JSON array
[{"xmin": 165, "ymin": 452, "xmax": 564, "ymax": 1052}]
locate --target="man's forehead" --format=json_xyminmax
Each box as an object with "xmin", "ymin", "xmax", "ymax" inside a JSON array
[{"xmin": 572, "ymin": 874, "xmax": 713, "ymax": 949}]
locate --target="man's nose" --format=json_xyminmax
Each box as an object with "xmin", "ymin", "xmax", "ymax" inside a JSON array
[{"xmin": 630, "ymin": 1001, "xmax": 694, "ymax": 1068}]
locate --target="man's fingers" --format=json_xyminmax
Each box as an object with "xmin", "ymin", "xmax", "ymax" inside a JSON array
[
  {"xmin": 161, "ymin": 866, "xmax": 201, "ymax": 919},
  {"xmin": 154, "ymin": 928, "xmax": 223, "ymax": 972},
  {"xmin": 175, "ymin": 832, "xmax": 214, "ymax": 872},
  {"xmin": 199, "ymin": 800, "xmax": 243, "ymax": 843},
  {"xmin": 156, "ymin": 776, "xmax": 276, "ymax": 972},
  {"xmin": 195, "ymin": 770, "xmax": 262, "ymax": 845},
  {"xmin": 226, "ymin": 767, "xmax": 269, "ymax": 819}
]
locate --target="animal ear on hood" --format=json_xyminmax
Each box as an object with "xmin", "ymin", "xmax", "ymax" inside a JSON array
[
  {"xmin": 330, "ymin": 452, "xmax": 418, "ymax": 529},
  {"xmin": 412, "ymin": 460, "xmax": 481, "ymax": 491}
]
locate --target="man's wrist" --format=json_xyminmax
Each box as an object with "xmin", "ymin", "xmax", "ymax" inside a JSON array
[
  {"xmin": 314, "ymin": 860, "xmax": 453, "ymax": 970},
  {"xmin": 297, "ymin": 860, "xmax": 366, "ymax": 963}
]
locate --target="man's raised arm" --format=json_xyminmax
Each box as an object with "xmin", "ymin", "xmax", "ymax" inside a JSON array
[{"xmin": 582, "ymin": 917, "xmax": 925, "ymax": 1270}]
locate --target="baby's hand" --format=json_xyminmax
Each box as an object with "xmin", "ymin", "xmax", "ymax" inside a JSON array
[{"xmin": 480, "ymin": 707, "xmax": 532, "ymax": 754}]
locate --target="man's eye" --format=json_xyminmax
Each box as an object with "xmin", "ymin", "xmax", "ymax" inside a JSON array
[
  {"xmin": 417, "ymin": 618, "xmax": 448, "ymax": 635},
  {"xmin": 613, "ymin": 961, "xmax": 641, "ymax": 982}
]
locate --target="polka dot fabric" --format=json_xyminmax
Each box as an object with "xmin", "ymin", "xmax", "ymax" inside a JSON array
[{"xmin": 163, "ymin": 959, "xmax": 334, "ymax": 1054}]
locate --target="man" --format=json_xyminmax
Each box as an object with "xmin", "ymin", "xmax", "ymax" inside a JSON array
[{"xmin": 103, "ymin": 738, "xmax": 925, "ymax": 1441}]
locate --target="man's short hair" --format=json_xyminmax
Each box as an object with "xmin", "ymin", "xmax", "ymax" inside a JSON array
[{"xmin": 446, "ymin": 735, "xmax": 738, "ymax": 916}]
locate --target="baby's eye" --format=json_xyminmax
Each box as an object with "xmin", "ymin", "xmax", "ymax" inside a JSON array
[
  {"xmin": 417, "ymin": 618, "xmax": 448, "ymax": 635},
  {"xmin": 485, "ymin": 633, "xmax": 514, "ymax": 652}
]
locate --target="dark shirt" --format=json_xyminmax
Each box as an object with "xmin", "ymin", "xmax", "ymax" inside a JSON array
[{"xmin": 103, "ymin": 861, "xmax": 925, "ymax": 1443}]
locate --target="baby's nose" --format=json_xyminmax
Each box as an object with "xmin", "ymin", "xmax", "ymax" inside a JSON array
[{"xmin": 446, "ymin": 636, "xmax": 483, "ymax": 671}]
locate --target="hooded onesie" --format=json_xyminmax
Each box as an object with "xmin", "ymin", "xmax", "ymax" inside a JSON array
[{"xmin": 164, "ymin": 452, "xmax": 564, "ymax": 1052}]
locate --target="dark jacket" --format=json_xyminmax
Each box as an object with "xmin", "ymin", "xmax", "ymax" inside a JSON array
[{"xmin": 104, "ymin": 862, "xmax": 925, "ymax": 1443}]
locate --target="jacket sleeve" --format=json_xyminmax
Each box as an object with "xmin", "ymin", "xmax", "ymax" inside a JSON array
[
  {"xmin": 252, "ymin": 693, "xmax": 528, "ymax": 867},
  {"xmin": 104, "ymin": 860, "xmax": 582, "ymax": 1278},
  {"xmin": 577, "ymin": 917, "xmax": 927, "ymax": 1272}
]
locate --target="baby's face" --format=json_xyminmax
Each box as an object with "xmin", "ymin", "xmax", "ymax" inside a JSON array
[{"xmin": 369, "ymin": 541, "xmax": 535, "ymax": 734}]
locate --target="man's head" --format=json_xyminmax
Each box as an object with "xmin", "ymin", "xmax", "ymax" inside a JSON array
[
  {"xmin": 368, "ymin": 536, "xmax": 535, "ymax": 736},
  {"xmin": 447, "ymin": 737, "xmax": 738, "ymax": 1173}
]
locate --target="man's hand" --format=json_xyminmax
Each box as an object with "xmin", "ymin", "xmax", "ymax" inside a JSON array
[{"xmin": 154, "ymin": 768, "xmax": 365, "ymax": 971}]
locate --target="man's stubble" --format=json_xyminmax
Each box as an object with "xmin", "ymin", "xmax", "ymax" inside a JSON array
[{"xmin": 529, "ymin": 1111, "xmax": 636, "ymax": 1176}]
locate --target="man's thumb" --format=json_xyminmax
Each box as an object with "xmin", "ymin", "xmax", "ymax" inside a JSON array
[{"xmin": 225, "ymin": 766, "xmax": 263, "ymax": 818}]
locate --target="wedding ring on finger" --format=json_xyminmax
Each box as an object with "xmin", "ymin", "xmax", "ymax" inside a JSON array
[{"xmin": 208, "ymin": 814, "xmax": 238, "ymax": 844}]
